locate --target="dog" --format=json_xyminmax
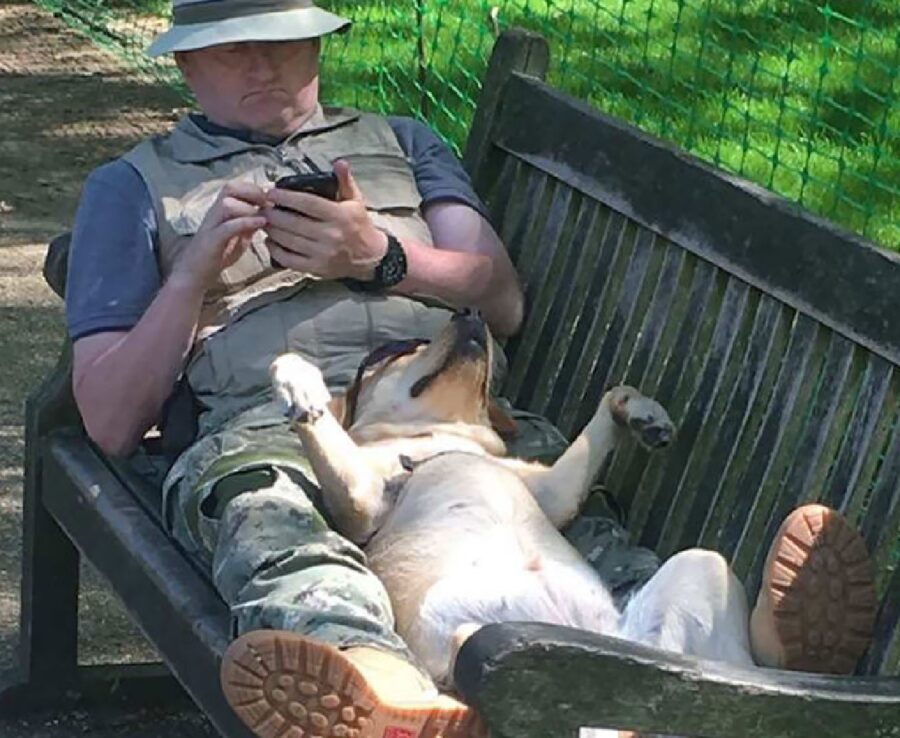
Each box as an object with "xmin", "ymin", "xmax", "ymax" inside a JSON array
[{"xmin": 269, "ymin": 308, "xmax": 675, "ymax": 684}]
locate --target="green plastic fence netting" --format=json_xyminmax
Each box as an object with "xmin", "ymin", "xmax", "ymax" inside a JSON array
[{"xmin": 35, "ymin": 0, "xmax": 899, "ymax": 250}]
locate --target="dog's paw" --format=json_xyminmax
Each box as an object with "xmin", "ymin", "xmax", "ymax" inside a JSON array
[
  {"xmin": 606, "ymin": 386, "xmax": 675, "ymax": 449},
  {"xmin": 270, "ymin": 354, "xmax": 331, "ymax": 424}
]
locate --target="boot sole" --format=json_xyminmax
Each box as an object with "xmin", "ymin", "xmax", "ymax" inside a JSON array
[
  {"xmin": 220, "ymin": 630, "xmax": 484, "ymax": 738},
  {"xmin": 762, "ymin": 504, "xmax": 877, "ymax": 673}
]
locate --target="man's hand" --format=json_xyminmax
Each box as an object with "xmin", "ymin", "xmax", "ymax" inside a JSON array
[
  {"xmin": 263, "ymin": 160, "xmax": 388, "ymax": 280},
  {"xmin": 170, "ymin": 181, "xmax": 269, "ymax": 292}
]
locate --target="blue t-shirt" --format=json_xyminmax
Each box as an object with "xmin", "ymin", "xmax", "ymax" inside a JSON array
[{"xmin": 66, "ymin": 115, "xmax": 488, "ymax": 341}]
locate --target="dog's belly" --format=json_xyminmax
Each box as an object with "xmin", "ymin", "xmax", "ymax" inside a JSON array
[{"xmin": 365, "ymin": 454, "xmax": 620, "ymax": 679}]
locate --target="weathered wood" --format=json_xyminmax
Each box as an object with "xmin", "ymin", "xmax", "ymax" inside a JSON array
[
  {"xmin": 549, "ymin": 210, "xmax": 629, "ymax": 436},
  {"xmin": 455, "ymin": 623, "xmax": 900, "ymax": 738},
  {"xmin": 641, "ymin": 277, "xmax": 750, "ymax": 553},
  {"xmin": 529, "ymin": 198, "xmax": 608, "ymax": 415},
  {"xmin": 42, "ymin": 232, "xmax": 70, "ymax": 299},
  {"xmin": 463, "ymin": 28, "xmax": 549, "ymax": 176},
  {"xmin": 40, "ymin": 434, "xmax": 254, "ymax": 738},
  {"xmin": 714, "ymin": 311, "xmax": 816, "ymax": 558},
  {"xmin": 503, "ymin": 181, "xmax": 575, "ymax": 399},
  {"xmin": 472, "ymin": 32, "xmax": 900, "ymax": 697},
  {"xmin": 490, "ymin": 73, "xmax": 900, "ymax": 366},
  {"xmin": 18, "ymin": 344, "xmax": 81, "ymax": 686},
  {"xmin": 671, "ymin": 293, "xmax": 784, "ymax": 554}
]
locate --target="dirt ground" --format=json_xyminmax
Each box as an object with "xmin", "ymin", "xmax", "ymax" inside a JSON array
[{"xmin": 0, "ymin": 0, "xmax": 218, "ymax": 733}]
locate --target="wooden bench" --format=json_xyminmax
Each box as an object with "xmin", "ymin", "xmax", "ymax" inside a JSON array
[{"xmin": 2, "ymin": 28, "xmax": 898, "ymax": 738}]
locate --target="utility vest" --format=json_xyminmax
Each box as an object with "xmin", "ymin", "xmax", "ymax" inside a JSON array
[{"xmin": 124, "ymin": 107, "xmax": 456, "ymax": 434}]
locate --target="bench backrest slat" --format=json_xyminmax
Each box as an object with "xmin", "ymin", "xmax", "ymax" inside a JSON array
[{"xmin": 473, "ymin": 70, "xmax": 900, "ymax": 676}]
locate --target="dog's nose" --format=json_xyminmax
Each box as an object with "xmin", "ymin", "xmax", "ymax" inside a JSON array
[
  {"xmin": 452, "ymin": 307, "xmax": 483, "ymax": 326},
  {"xmin": 451, "ymin": 308, "xmax": 488, "ymax": 350},
  {"xmin": 644, "ymin": 423, "xmax": 674, "ymax": 448}
]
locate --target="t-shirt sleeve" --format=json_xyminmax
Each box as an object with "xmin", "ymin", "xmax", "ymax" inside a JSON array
[
  {"xmin": 387, "ymin": 116, "xmax": 491, "ymax": 220},
  {"xmin": 65, "ymin": 160, "xmax": 161, "ymax": 341}
]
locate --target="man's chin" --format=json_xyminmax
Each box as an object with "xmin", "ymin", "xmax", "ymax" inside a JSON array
[{"xmin": 242, "ymin": 110, "xmax": 301, "ymax": 137}]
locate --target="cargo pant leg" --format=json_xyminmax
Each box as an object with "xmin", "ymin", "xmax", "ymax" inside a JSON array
[{"xmin": 204, "ymin": 464, "xmax": 414, "ymax": 657}]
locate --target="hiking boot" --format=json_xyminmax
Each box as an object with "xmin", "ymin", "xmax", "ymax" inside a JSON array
[
  {"xmin": 220, "ymin": 630, "xmax": 485, "ymax": 738},
  {"xmin": 750, "ymin": 503, "xmax": 877, "ymax": 674}
]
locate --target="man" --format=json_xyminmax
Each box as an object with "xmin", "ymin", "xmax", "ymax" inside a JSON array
[
  {"xmin": 64, "ymin": 2, "xmax": 876, "ymax": 737},
  {"xmin": 67, "ymin": 0, "xmax": 521, "ymax": 735}
]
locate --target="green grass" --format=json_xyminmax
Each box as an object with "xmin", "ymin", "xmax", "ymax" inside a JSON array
[
  {"xmin": 320, "ymin": 0, "xmax": 898, "ymax": 250},
  {"xmin": 38, "ymin": 0, "xmax": 900, "ymax": 249}
]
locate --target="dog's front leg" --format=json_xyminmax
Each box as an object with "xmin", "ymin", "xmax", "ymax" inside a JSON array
[
  {"xmin": 517, "ymin": 387, "xmax": 674, "ymax": 528},
  {"xmin": 271, "ymin": 354, "xmax": 387, "ymax": 543}
]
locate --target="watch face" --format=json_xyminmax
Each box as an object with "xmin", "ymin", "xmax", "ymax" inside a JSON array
[
  {"xmin": 382, "ymin": 258, "xmax": 403, "ymax": 284},
  {"xmin": 377, "ymin": 236, "xmax": 407, "ymax": 287}
]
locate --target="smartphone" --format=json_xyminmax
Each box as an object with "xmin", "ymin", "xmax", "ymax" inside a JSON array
[
  {"xmin": 275, "ymin": 172, "xmax": 339, "ymax": 201},
  {"xmin": 269, "ymin": 172, "xmax": 340, "ymax": 269}
]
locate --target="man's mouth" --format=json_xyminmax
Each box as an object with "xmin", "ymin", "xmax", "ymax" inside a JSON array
[{"xmin": 243, "ymin": 88, "xmax": 287, "ymax": 101}]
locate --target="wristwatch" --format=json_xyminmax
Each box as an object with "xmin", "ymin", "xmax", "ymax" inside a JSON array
[{"xmin": 344, "ymin": 232, "xmax": 408, "ymax": 292}]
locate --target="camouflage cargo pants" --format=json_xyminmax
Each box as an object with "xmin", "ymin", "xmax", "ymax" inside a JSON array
[{"xmin": 162, "ymin": 402, "xmax": 661, "ymax": 661}]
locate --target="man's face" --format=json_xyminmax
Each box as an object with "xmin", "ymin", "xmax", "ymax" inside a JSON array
[{"xmin": 176, "ymin": 39, "xmax": 320, "ymax": 137}]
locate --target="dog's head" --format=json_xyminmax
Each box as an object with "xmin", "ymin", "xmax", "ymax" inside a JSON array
[{"xmin": 330, "ymin": 309, "xmax": 516, "ymax": 445}]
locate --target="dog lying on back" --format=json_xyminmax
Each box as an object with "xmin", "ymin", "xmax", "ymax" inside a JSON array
[{"xmin": 270, "ymin": 309, "xmax": 674, "ymax": 683}]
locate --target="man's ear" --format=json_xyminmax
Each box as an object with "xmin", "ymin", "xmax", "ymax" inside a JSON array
[
  {"xmin": 328, "ymin": 393, "xmax": 350, "ymax": 428},
  {"xmin": 173, "ymin": 50, "xmax": 191, "ymax": 77},
  {"xmin": 488, "ymin": 400, "xmax": 518, "ymax": 437}
]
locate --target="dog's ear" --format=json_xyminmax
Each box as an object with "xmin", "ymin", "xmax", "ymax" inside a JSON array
[
  {"xmin": 488, "ymin": 400, "xmax": 518, "ymax": 437},
  {"xmin": 328, "ymin": 393, "xmax": 351, "ymax": 429}
]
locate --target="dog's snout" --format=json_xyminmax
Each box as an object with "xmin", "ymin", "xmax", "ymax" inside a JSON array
[
  {"xmin": 451, "ymin": 308, "xmax": 487, "ymax": 350},
  {"xmin": 452, "ymin": 307, "xmax": 482, "ymax": 322},
  {"xmin": 645, "ymin": 423, "xmax": 673, "ymax": 448}
]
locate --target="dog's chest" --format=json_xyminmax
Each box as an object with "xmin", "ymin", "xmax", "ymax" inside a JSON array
[
  {"xmin": 360, "ymin": 432, "xmax": 493, "ymax": 480},
  {"xmin": 378, "ymin": 451, "xmax": 540, "ymax": 537}
]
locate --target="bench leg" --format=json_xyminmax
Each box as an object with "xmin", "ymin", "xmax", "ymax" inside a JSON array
[
  {"xmin": 19, "ymin": 487, "xmax": 80, "ymax": 684},
  {"xmin": 0, "ymin": 447, "xmax": 189, "ymax": 714}
]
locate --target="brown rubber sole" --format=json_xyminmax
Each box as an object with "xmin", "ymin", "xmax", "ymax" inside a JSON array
[
  {"xmin": 220, "ymin": 630, "xmax": 484, "ymax": 738},
  {"xmin": 758, "ymin": 504, "xmax": 877, "ymax": 674}
]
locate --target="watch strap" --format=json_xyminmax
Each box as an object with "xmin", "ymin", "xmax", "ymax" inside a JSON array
[{"xmin": 343, "ymin": 233, "xmax": 407, "ymax": 293}]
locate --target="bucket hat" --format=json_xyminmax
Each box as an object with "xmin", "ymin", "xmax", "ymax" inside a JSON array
[{"xmin": 148, "ymin": 0, "xmax": 351, "ymax": 57}]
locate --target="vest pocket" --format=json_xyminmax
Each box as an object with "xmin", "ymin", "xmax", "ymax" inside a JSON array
[{"xmin": 341, "ymin": 153, "xmax": 423, "ymax": 212}]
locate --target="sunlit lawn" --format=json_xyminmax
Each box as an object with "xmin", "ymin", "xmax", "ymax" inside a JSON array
[
  {"xmin": 324, "ymin": 0, "xmax": 898, "ymax": 249},
  {"xmin": 47, "ymin": 0, "xmax": 900, "ymax": 248}
]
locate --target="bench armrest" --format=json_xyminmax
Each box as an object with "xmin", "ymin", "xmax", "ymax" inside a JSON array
[
  {"xmin": 43, "ymin": 232, "xmax": 70, "ymax": 299},
  {"xmin": 454, "ymin": 622, "xmax": 900, "ymax": 738}
]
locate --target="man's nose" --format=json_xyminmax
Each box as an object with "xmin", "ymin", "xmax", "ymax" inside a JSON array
[{"xmin": 244, "ymin": 43, "xmax": 278, "ymax": 77}]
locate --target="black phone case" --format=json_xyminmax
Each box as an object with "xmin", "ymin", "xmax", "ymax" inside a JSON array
[{"xmin": 274, "ymin": 172, "xmax": 339, "ymax": 200}]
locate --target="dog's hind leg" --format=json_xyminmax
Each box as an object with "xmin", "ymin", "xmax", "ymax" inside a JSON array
[
  {"xmin": 618, "ymin": 549, "xmax": 755, "ymax": 667},
  {"xmin": 512, "ymin": 387, "xmax": 675, "ymax": 529}
]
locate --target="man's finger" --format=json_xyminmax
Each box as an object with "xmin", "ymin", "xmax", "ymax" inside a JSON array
[
  {"xmin": 267, "ymin": 241, "xmax": 315, "ymax": 270},
  {"xmin": 219, "ymin": 180, "xmax": 269, "ymax": 206},
  {"xmin": 219, "ymin": 196, "xmax": 263, "ymax": 220},
  {"xmin": 264, "ymin": 206, "xmax": 330, "ymax": 241},
  {"xmin": 334, "ymin": 159, "xmax": 365, "ymax": 202},
  {"xmin": 214, "ymin": 215, "xmax": 267, "ymax": 244},
  {"xmin": 266, "ymin": 188, "xmax": 336, "ymax": 220},
  {"xmin": 264, "ymin": 226, "xmax": 325, "ymax": 257}
]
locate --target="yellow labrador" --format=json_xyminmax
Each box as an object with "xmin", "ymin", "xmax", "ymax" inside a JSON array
[{"xmin": 270, "ymin": 309, "xmax": 674, "ymax": 685}]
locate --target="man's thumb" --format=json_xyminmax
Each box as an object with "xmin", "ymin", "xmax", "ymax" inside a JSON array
[{"xmin": 334, "ymin": 159, "xmax": 364, "ymax": 202}]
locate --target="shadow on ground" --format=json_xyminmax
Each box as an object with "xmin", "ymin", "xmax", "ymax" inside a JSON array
[{"xmin": 0, "ymin": 0, "xmax": 217, "ymax": 734}]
